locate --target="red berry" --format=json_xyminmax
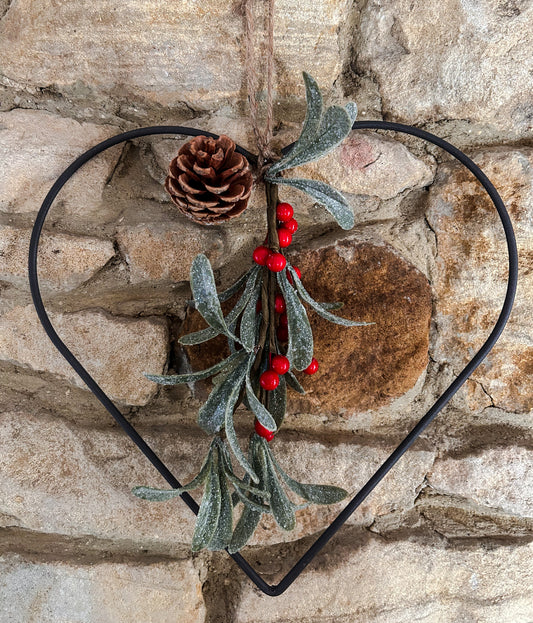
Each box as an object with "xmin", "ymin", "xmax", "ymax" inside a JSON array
[
  {"xmin": 253, "ymin": 245, "xmax": 270, "ymax": 266},
  {"xmin": 284, "ymin": 218, "xmax": 298, "ymax": 234},
  {"xmin": 277, "ymin": 227, "xmax": 292, "ymax": 248},
  {"xmin": 276, "ymin": 202, "xmax": 294, "ymax": 222},
  {"xmin": 274, "ymin": 294, "xmax": 286, "ymax": 314},
  {"xmin": 277, "ymin": 325, "xmax": 289, "ymax": 342},
  {"xmin": 256, "ymin": 299, "xmax": 262, "ymax": 314},
  {"xmin": 260, "ymin": 370, "xmax": 280, "ymax": 391},
  {"xmin": 271, "ymin": 354, "xmax": 290, "ymax": 375},
  {"xmin": 304, "ymin": 357, "xmax": 319, "ymax": 375},
  {"xmin": 266, "ymin": 252, "xmax": 286, "ymax": 272},
  {"xmin": 279, "ymin": 312, "xmax": 288, "ymax": 327},
  {"xmin": 255, "ymin": 419, "xmax": 275, "ymax": 442},
  {"xmin": 287, "ymin": 266, "xmax": 301, "ymax": 284}
]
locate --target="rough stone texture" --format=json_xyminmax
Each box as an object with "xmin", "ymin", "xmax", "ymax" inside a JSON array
[
  {"xmin": 0, "ymin": 410, "xmax": 433, "ymax": 548},
  {"xmin": 358, "ymin": 0, "xmax": 533, "ymax": 138},
  {"xmin": 237, "ymin": 537, "xmax": 533, "ymax": 622},
  {"xmin": 428, "ymin": 447, "xmax": 533, "ymax": 518},
  {"xmin": 0, "ymin": 554, "xmax": 205, "ymax": 623},
  {"xmin": 0, "ymin": 0, "xmax": 351, "ymax": 110},
  {"xmin": 0, "ymin": 224, "xmax": 115, "ymax": 292},
  {"xmin": 289, "ymin": 236, "xmax": 432, "ymax": 415},
  {"xmin": 0, "ymin": 110, "xmax": 120, "ymax": 216},
  {"xmin": 290, "ymin": 131, "xmax": 435, "ymax": 200},
  {"xmin": 0, "ymin": 306, "xmax": 168, "ymax": 405},
  {"xmin": 427, "ymin": 148, "xmax": 533, "ymax": 413},
  {"xmin": 116, "ymin": 221, "xmax": 224, "ymax": 284}
]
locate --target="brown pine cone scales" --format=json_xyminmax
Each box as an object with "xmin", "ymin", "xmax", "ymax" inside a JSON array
[{"xmin": 165, "ymin": 135, "xmax": 253, "ymax": 225}]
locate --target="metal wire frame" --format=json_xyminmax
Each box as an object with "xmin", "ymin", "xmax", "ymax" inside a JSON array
[{"xmin": 28, "ymin": 121, "xmax": 518, "ymax": 596}]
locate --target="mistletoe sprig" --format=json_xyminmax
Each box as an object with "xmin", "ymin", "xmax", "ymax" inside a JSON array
[
  {"xmin": 265, "ymin": 72, "xmax": 357, "ymax": 230},
  {"xmin": 133, "ymin": 73, "xmax": 371, "ymax": 551}
]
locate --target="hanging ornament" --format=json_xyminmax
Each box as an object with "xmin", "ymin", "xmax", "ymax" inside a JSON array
[
  {"xmin": 27, "ymin": 0, "xmax": 517, "ymax": 598},
  {"xmin": 133, "ymin": 73, "xmax": 371, "ymax": 552}
]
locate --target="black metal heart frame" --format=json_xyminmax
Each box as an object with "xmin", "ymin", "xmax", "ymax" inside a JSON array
[{"xmin": 28, "ymin": 121, "xmax": 518, "ymax": 596}]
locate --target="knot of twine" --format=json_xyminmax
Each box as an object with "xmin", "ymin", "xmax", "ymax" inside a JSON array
[{"xmin": 244, "ymin": 0, "xmax": 276, "ymax": 175}]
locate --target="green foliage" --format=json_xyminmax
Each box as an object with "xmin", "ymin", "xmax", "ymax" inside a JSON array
[
  {"xmin": 190, "ymin": 254, "xmax": 241, "ymax": 344},
  {"xmin": 180, "ymin": 264, "xmax": 260, "ymax": 347},
  {"xmin": 265, "ymin": 72, "xmax": 357, "ymax": 231},
  {"xmin": 277, "ymin": 269, "xmax": 314, "ymax": 371},
  {"xmin": 135, "ymin": 69, "xmax": 370, "ymax": 552},
  {"xmin": 267, "ymin": 73, "xmax": 355, "ymax": 175},
  {"xmin": 144, "ymin": 350, "xmax": 245, "ymax": 386},
  {"xmin": 274, "ymin": 177, "xmax": 355, "ymax": 230}
]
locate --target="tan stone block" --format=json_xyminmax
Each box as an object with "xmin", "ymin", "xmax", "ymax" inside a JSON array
[
  {"xmin": 0, "ymin": 225, "xmax": 114, "ymax": 292},
  {"xmin": 426, "ymin": 148, "xmax": 533, "ymax": 413},
  {"xmin": 237, "ymin": 538, "xmax": 533, "ymax": 621},
  {"xmin": 0, "ymin": 554, "xmax": 205, "ymax": 623},
  {"xmin": 428, "ymin": 447, "xmax": 533, "ymax": 518},
  {"xmin": 0, "ymin": 0, "xmax": 350, "ymax": 109},
  {"xmin": 0, "ymin": 411, "xmax": 432, "ymax": 548},
  {"xmin": 116, "ymin": 222, "xmax": 224, "ymax": 285},
  {"xmin": 0, "ymin": 305, "xmax": 168, "ymax": 405},
  {"xmin": 358, "ymin": 0, "xmax": 533, "ymax": 136},
  {"xmin": 0, "ymin": 110, "xmax": 120, "ymax": 216}
]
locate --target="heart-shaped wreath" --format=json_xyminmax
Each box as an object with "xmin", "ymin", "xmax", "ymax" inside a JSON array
[{"xmin": 28, "ymin": 73, "xmax": 517, "ymax": 595}]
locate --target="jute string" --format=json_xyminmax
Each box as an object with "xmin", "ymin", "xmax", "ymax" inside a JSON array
[{"xmin": 244, "ymin": 0, "xmax": 276, "ymax": 172}]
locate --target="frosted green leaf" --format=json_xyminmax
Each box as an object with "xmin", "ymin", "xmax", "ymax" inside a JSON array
[
  {"xmin": 224, "ymin": 366, "xmax": 259, "ymax": 483},
  {"xmin": 268, "ymin": 72, "xmax": 323, "ymax": 176},
  {"xmin": 217, "ymin": 267, "xmax": 255, "ymax": 303},
  {"xmin": 177, "ymin": 324, "xmax": 219, "ymax": 346},
  {"xmin": 245, "ymin": 359, "xmax": 277, "ymax": 433},
  {"xmin": 144, "ymin": 350, "xmax": 244, "ymax": 386},
  {"xmin": 240, "ymin": 277, "xmax": 262, "ymax": 351},
  {"xmin": 132, "ymin": 443, "xmax": 214, "ymax": 501},
  {"xmin": 289, "ymin": 266, "xmax": 372, "ymax": 327},
  {"xmin": 218, "ymin": 441, "xmax": 270, "ymax": 501},
  {"xmin": 269, "ymin": 451, "xmax": 348, "ymax": 505},
  {"xmin": 228, "ymin": 436, "xmax": 266, "ymax": 552},
  {"xmin": 345, "ymin": 101, "xmax": 358, "ymax": 125},
  {"xmin": 198, "ymin": 353, "xmax": 248, "ymax": 434},
  {"xmin": 207, "ymin": 453, "xmax": 233, "ymax": 551},
  {"xmin": 192, "ymin": 459, "xmax": 222, "ymax": 552},
  {"xmin": 260, "ymin": 440, "xmax": 295, "ymax": 531},
  {"xmin": 268, "ymin": 375, "xmax": 287, "ymax": 427},
  {"xmin": 179, "ymin": 265, "xmax": 260, "ymax": 349},
  {"xmin": 190, "ymin": 254, "xmax": 239, "ymax": 343},
  {"xmin": 286, "ymin": 370, "xmax": 306, "ymax": 394},
  {"xmin": 228, "ymin": 504, "xmax": 262, "ymax": 553},
  {"xmin": 132, "ymin": 485, "xmax": 192, "ymax": 502},
  {"xmin": 269, "ymin": 105, "xmax": 353, "ymax": 175},
  {"xmin": 275, "ymin": 177, "xmax": 354, "ymax": 230},
  {"xmin": 321, "ymin": 301, "xmax": 344, "ymax": 310},
  {"xmin": 277, "ymin": 270, "xmax": 313, "ymax": 371}
]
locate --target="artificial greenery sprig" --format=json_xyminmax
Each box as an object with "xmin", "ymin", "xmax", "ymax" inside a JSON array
[{"xmin": 133, "ymin": 73, "xmax": 371, "ymax": 551}]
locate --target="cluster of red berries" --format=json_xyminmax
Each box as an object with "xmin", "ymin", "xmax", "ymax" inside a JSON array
[
  {"xmin": 251, "ymin": 201, "xmax": 319, "ymax": 442},
  {"xmin": 252, "ymin": 202, "xmax": 299, "ymax": 273},
  {"xmin": 255, "ymin": 352, "xmax": 319, "ymax": 442}
]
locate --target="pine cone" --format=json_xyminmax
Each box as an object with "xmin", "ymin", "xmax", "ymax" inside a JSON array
[{"xmin": 165, "ymin": 135, "xmax": 253, "ymax": 225}]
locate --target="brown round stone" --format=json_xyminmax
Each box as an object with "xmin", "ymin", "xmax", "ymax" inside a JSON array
[{"xmin": 288, "ymin": 240, "xmax": 432, "ymax": 415}]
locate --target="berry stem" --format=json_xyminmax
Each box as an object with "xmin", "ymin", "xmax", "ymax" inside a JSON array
[{"xmin": 265, "ymin": 181, "xmax": 281, "ymax": 412}]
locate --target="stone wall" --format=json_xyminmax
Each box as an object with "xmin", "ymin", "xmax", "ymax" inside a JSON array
[{"xmin": 1, "ymin": 1, "xmax": 532, "ymax": 621}]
